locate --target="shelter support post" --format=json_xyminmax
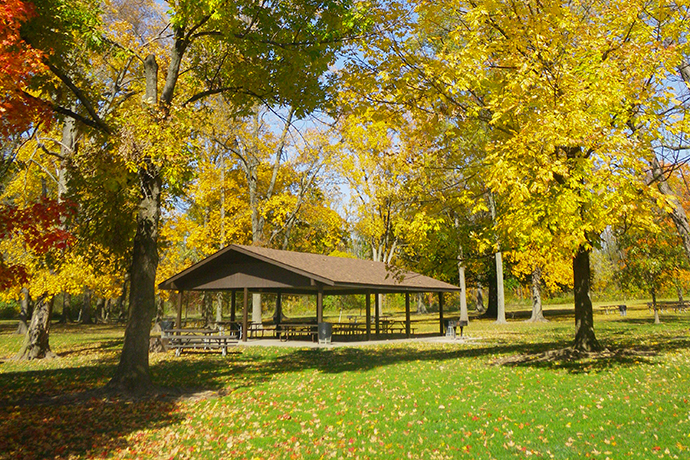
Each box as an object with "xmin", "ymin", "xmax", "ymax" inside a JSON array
[
  {"xmin": 317, "ymin": 286, "xmax": 324, "ymax": 324},
  {"xmin": 375, "ymin": 293, "xmax": 380, "ymax": 339},
  {"xmin": 405, "ymin": 293, "xmax": 411, "ymax": 338},
  {"xmin": 276, "ymin": 293, "xmax": 282, "ymax": 326},
  {"xmin": 439, "ymin": 292, "xmax": 444, "ymax": 335},
  {"xmin": 242, "ymin": 288, "xmax": 249, "ymax": 342},
  {"xmin": 365, "ymin": 292, "xmax": 371, "ymax": 341},
  {"xmin": 176, "ymin": 291, "xmax": 183, "ymax": 329},
  {"xmin": 230, "ymin": 290, "xmax": 236, "ymax": 322}
]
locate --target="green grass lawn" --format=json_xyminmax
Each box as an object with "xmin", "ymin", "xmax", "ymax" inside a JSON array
[{"xmin": 1, "ymin": 304, "xmax": 689, "ymax": 459}]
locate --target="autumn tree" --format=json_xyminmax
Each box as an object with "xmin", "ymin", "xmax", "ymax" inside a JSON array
[
  {"xmin": 340, "ymin": 0, "xmax": 690, "ymax": 351},
  {"xmin": 0, "ymin": 0, "xmax": 50, "ymax": 138},
  {"xmin": 617, "ymin": 213, "xmax": 688, "ymax": 324}
]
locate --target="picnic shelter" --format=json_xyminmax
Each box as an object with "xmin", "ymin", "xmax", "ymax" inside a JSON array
[{"xmin": 158, "ymin": 244, "xmax": 463, "ymax": 342}]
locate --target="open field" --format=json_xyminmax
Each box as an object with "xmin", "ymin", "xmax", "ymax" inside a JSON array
[{"xmin": 1, "ymin": 302, "xmax": 690, "ymax": 459}]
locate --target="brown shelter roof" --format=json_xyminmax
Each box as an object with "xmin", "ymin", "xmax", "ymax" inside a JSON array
[{"xmin": 158, "ymin": 244, "xmax": 460, "ymax": 294}]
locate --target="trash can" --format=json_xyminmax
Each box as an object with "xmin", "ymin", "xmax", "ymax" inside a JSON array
[
  {"xmin": 318, "ymin": 322, "xmax": 333, "ymax": 344},
  {"xmin": 445, "ymin": 320, "xmax": 456, "ymax": 338},
  {"xmin": 159, "ymin": 319, "xmax": 175, "ymax": 331}
]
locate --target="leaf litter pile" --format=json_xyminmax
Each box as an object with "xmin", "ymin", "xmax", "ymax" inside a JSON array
[{"xmin": 1, "ymin": 319, "xmax": 690, "ymax": 459}]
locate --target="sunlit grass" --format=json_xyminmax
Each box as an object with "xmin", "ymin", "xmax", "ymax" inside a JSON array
[{"xmin": 1, "ymin": 309, "xmax": 690, "ymax": 459}]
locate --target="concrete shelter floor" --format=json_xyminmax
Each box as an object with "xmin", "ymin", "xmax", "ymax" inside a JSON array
[{"xmin": 236, "ymin": 335, "xmax": 481, "ymax": 348}]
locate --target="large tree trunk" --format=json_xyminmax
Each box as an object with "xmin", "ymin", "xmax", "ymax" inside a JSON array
[
  {"xmin": 15, "ymin": 295, "xmax": 57, "ymax": 360},
  {"xmin": 527, "ymin": 266, "xmax": 547, "ymax": 322},
  {"xmin": 572, "ymin": 245, "xmax": 601, "ymax": 351},
  {"xmin": 15, "ymin": 287, "xmax": 31, "ymax": 335},
  {"xmin": 252, "ymin": 293, "xmax": 262, "ymax": 325},
  {"xmin": 108, "ymin": 54, "xmax": 162, "ymax": 393},
  {"xmin": 108, "ymin": 161, "xmax": 162, "ymax": 393}
]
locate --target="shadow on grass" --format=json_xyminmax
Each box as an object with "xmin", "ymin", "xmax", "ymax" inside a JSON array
[
  {"xmin": 0, "ymin": 395, "xmax": 183, "ymax": 460},
  {"xmin": 2, "ymin": 322, "xmax": 689, "ymax": 459}
]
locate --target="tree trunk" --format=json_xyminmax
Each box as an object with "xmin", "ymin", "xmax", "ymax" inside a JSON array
[
  {"xmin": 108, "ymin": 53, "xmax": 162, "ymax": 393},
  {"xmin": 652, "ymin": 287, "xmax": 661, "ymax": 325},
  {"xmin": 202, "ymin": 292, "xmax": 214, "ymax": 326},
  {"xmin": 572, "ymin": 245, "xmax": 601, "ymax": 351},
  {"xmin": 80, "ymin": 287, "xmax": 93, "ymax": 324},
  {"xmin": 252, "ymin": 293, "xmax": 262, "ymax": 325},
  {"xmin": 676, "ymin": 284, "xmax": 684, "ymax": 303},
  {"xmin": 458, "ymin": 248, "xmax": 469, "ymax": 325},
  {"xmin": 475, "ymin": 284, "xmax": 485, "ymax": 312},
  {"xmin": 15, "ymin": 287, "xmax": 30, "ymax": 335},
  {"xmin": 216, "ymin": 292, "xmax": 223, "ymax": 323},
  {"xmin": 416, "ymin": 293, "xmax": 427, "ymax": 314},
  {"xmin": 485, "ymin": 263, "xmax": 498, "ymax": 318},
  {"xmin": 61, "ymin": 292, "xmax": 71, "ymax": 323},
  {"xmin": 107, "ymin": 161, "xmax": 162, "ymax": 393},
  {"xmin": 527, "ymin": 266, "xmax": 547, "ymax": 322},
  {"xmin": 15, "ymin": 295, "xmax": 57, "ymax": 360},
  {"xmin": 117, "ymin": 276, "xmax": 129, "ymax": 322},
  {"xmin": 495, "ymin": 251, "xmax": 507, "ymax": 324}
]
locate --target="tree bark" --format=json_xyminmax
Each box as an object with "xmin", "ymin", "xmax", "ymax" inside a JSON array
[
  {"xmin": 485, "ymin": 263, "xmax": 498, "ymax": 319},
  {"xmin": 652, "ymin": 287, "xmax": 661, "ymax": 325},
  {"xmin": 475, "ymin": 284, "xmax": 485, "ymax": 312},
  {"xmin": 80, "ymin": 287, "xmax": 93, "ymax": 324},
  {"xmin": 15, "ymin": 287, "xmax": 30, "ymax": 335},
  {"xmin": 252, "ymin": 293, "xmax": 262, "ymax": 325},
  {"xmin": 61, "ymin": 292, "xmax": 71, "ymax": 323},
  {"xmin": 488, "ymin": 193, "xmax": 507, "ymax": 323},
  {"xmin": 15, "ymin": 295, "xmax": 57, "ymax": 360},
  {"xmin": 107, "ymin": 160, "xmax": 162, "ymax": 393},
  {"xmin": 458, "ymin": 247, "xmax": 469, "ymax": 325},
  {"xmin": 495, "ymin": 251, "xmax": 507, "ymax": 323},
  {"xmin": 527, "ymin": 266, "xmax": 547, "ymax": 322},
  {"xmin": 416, "ymin": 292, "xmax": 427, "ymax": 314},
  {"xmin": 216, "ymin": 292, "xmax": 223, "ymax": 323},
  {"xmin": 572, "ymin": 245, "xmax": 601, "ymax": 351}
]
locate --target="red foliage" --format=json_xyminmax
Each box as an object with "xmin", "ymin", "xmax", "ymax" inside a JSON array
[
  {"xmin": 0, "ymin": 0, "xmax": 51, "ymax": 138},
  {"xmin": 0, "ymin": 198, "xmax": 76, "ymax": 290}
]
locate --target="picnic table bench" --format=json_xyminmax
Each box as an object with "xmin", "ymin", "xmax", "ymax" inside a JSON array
[
  {"xmin": 162, "ymin": 328, "xmax": 238, "ymax": 356},
  {"xmin": 646, "ymin": 301, "xmax": 689, "ymax": 313}
]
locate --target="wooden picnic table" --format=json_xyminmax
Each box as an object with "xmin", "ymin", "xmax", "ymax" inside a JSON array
[
  {"xmin": 162, "ymin": 328, "xmax": 238, "ymax": 356},
  {"xmin": 332, "ymin": 322, "xmax": 366, "ymax": 335},
  {"xmin": 277, "ymin": 323, "xmax": 318, "ymax": 342}
]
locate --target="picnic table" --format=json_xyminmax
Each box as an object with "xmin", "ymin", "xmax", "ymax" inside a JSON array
[
  {"xmin": 646, "ymin": 301, "xmax": 689, "ymax": 313},
  {"xmin": 277, "ymin": 323, "xmax": 318, "ymax": 342},
  {"xmin": 162, "ymin": 328, "xmax": 238, "ymax": 356},
  {"xmin": 597, "ymin": 305, "xmax": 627, "ymax": 316},
  {"xmin": 332, "ymin": 322, "xmax": 367, "ymax": 335},
  {"xmin": 379, "ymin": 318, "xmax": 407, "ymax": 334}
]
